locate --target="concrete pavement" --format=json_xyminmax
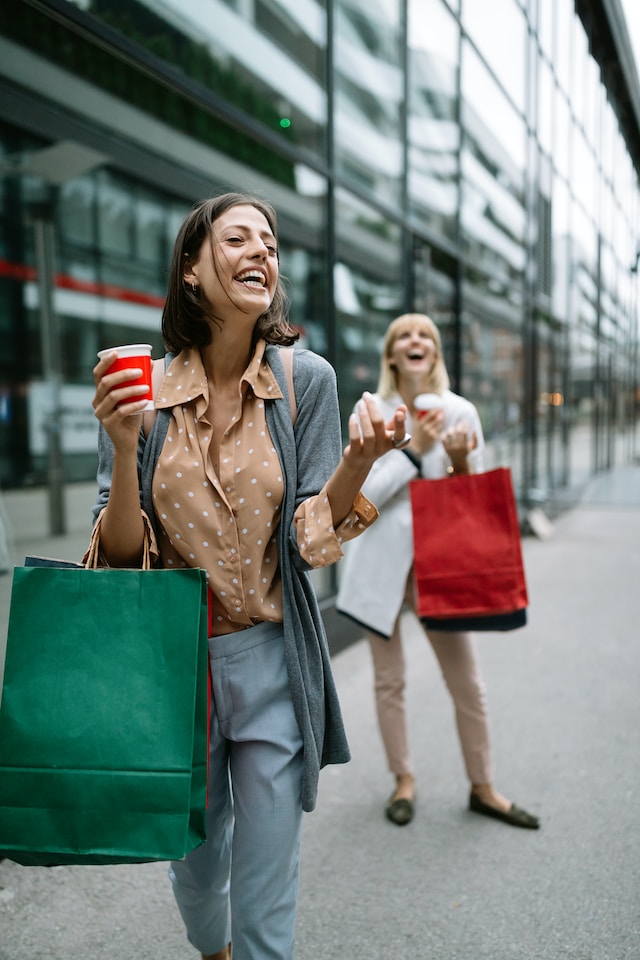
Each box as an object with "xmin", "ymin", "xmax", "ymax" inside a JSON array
[{"xmin": 0, "ymin": 467, "xmax": 639, "ymax": 959}]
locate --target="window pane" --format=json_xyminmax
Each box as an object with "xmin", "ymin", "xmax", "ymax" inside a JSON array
[
  {"xmin": 460, "ymin": 43, "xmax": 526, "ymax": 287},
  {"xmin": 334, "ymin": 0, "xmax": 403, "ymax": 205},
  {"xmin": 462, "ymin": 0, "xmax": 526, "ymax": 112},
  {"xmin": 334, "ymin": 188, "xmax": 404, "ymax": 421},
  {"xmin": 408, "ymin": 0, "xmax": 460, "ymax": 241}
]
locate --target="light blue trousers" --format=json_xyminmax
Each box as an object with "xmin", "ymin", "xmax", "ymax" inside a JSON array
[{"xmin": 169, "ymin": 621, "xmax": 304, "ymax": 959}]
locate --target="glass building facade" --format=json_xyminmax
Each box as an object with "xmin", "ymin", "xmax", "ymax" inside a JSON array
[{"xmin": 0, "ymin": 0, "xmax": 639, "ymax": 599}]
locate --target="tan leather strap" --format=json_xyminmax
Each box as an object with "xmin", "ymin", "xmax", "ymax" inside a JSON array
[
  {"xmin": 142, "ymin": 357, "xmax": 166, "ymax": 438},
  {"xmin": 281, "ymin": 346, "xmax": 297, "ymax": 427}
]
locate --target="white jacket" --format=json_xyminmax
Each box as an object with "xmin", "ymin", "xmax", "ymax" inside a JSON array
[{"xmin": 336, "ymin": 389, "xmax": 484, "ymax": 638}]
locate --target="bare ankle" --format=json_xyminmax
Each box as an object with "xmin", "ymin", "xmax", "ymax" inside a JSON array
[
  {"xmin": 392, "ymin": 773, "xmax": 415, "ymax": 800},
  {"xmin": 202, "ymin": 945, "xmax": 231, "ymax": 960}
]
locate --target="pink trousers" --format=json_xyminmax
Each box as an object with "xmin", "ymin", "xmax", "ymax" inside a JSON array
[{"xmin": 367, "ymin": 609, "xmax": 493, "ymax": 785}]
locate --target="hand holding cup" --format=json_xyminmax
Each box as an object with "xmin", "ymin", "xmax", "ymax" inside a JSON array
[{"xmin": 93, "ymin": 343, "xmax": 155, "ymax": 446}]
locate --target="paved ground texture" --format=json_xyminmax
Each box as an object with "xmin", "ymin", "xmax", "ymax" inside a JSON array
[{"xmin": 0, "ymin": 466, "xmax": 639, "ymax": 959}]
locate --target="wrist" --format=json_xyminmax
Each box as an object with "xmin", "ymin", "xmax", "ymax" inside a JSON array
[{"xmin": 447, "ymin": 459, "xmax": 471, "ymax": 476}]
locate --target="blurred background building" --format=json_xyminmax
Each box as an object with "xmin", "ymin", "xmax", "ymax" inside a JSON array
[{"xmin": 0, "ymin": 0, "xmax": 638, "ymax": 595}]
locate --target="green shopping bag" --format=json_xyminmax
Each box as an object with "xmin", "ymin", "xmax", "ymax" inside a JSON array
[{"xmin": 0, "ymin": 563, "xmax": 209, "ymax": 866}]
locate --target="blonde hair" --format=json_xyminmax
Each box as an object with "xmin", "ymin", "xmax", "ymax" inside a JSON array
[{"xmin": 378, "ymin": 313, "xmax": 450, "ymax": 400}]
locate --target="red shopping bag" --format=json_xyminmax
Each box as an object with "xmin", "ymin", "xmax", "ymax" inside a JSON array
[{"xmin": 409, "ymin": 468, "xmax": 528, "ymax": 632}]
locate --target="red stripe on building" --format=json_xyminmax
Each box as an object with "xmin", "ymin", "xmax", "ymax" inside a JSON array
[{"xmin": 0, "ymin": 258, "xmax": 165, "ymax": 308}]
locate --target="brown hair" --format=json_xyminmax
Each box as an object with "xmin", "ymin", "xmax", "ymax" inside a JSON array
[
  {"xmin": 378, "ymin": 313, "xmax": 450, "ymax": 400},
  {"xmin": 161, "ymin": 193, "xmax": 298, "ymax": 353}
]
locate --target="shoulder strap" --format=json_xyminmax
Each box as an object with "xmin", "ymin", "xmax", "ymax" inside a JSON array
[
  {"xmin": 142, "ymin": 356, "xmax": 168, "ymax": 438},
  {"xmin": 281, "ymin": 347, "xmax": 297, "ymax": 427}
]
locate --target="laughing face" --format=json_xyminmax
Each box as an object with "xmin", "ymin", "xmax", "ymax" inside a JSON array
[
  {"xmin": 388, "ymin": 322, "xmax": 438, "ymax": 381},
  {"xmin": 185, "ymin": 203, "xmax": 279, "ymax": 321}
]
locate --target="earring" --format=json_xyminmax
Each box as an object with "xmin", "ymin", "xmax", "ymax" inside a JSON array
[{"xmin": 191, "ymin": 283, "xmax": 198, "ymax": 295}]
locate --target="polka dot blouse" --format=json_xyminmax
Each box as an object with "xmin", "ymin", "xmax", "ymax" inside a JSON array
[{"xmin": 151, "ymin": 341, "xmax": 374, "ymax": 635}]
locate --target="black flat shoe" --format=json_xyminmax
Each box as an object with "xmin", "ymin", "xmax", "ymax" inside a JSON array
[
  {"xmin": 469, "ymin": 792, "xmax": 540, "ymax": 829},
  {"xmin": 386, "ymin": 796, "xmax": 415, "ymax": 826}
]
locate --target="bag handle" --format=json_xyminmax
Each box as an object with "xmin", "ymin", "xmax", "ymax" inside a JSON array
[{"xmin": 84, "ymin": 525, "xmax": 152, "ymax": 570}]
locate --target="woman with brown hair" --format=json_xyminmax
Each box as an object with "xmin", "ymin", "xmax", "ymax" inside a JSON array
[{"xmin": 90, "ymin": 193, "xmax": 409, "ymax": 959}]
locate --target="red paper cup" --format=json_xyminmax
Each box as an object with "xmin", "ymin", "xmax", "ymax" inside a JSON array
[{"xmin": 97, "ymin": 343, "xmax": 154, "ymax": 413}]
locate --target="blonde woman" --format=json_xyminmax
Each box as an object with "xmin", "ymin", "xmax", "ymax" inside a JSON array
[{"xmin": 337, "ymin": 314, "xmax": 539, "ymax": 830}]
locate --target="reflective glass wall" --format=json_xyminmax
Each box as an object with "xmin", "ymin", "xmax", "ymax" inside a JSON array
[{"xmin": 0, "ymin": 0, "xmax": 639, "ymax": 520}]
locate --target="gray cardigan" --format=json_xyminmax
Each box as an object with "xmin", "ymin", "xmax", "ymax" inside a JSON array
[{"xmin": 93, "ymin": 345, "xmax": 350, "ymax": 812}]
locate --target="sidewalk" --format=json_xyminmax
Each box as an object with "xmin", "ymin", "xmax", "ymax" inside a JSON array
[{"xmin": 0, "ymin": 468, "xmax": 639, "ymax": 959}]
